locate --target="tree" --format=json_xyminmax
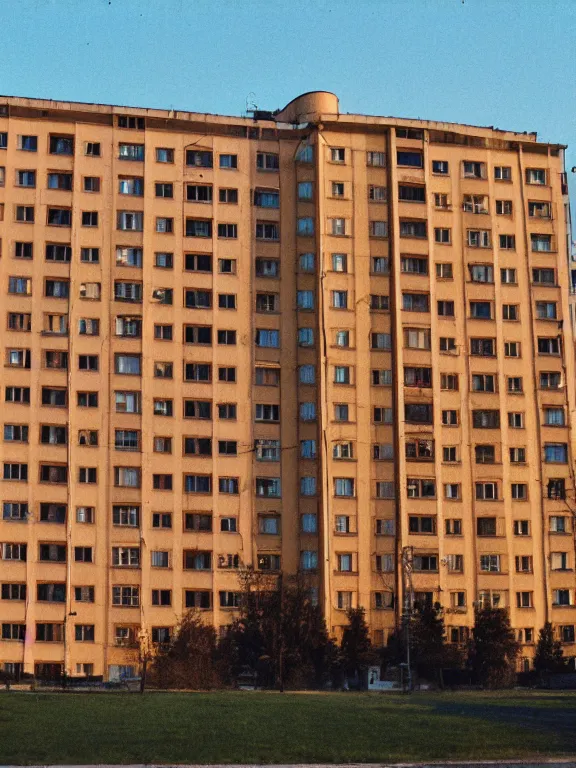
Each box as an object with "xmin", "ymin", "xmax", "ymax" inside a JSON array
[
  {"xmin": 410, "ymin": 601, "xmax": 462, "ymax": 686},
  {"xmin": 340, "ymin": 607, "xmax": 378, "ymax": 684},
  {"xmin": 469, "ymin": 607, "xmax": 520, "ymax": 688},
  {"xmin": 218, "ymin": 568, "xmax": 337, "ymax": 689},
  {"xmin": 534, "ymin": 622, "xmax": 567, "ymax": 675},
  {"xmin": 151, "ymin": 610, "xmax": 219, "ymax": 689}
]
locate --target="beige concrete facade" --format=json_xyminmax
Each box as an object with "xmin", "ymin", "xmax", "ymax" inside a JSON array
[{"xmin": 0, "ymin": 91, "xmax": 574, "ymax": 680}]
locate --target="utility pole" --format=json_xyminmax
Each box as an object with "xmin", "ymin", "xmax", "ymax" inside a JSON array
[{"xmin": 401, "ymin": 546, "xmax": 414, "ymax": 692}]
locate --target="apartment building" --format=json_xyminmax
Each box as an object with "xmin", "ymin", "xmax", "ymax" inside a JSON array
[{"xmin": 0, "ymin": 90, "xmax": 574, "ymax": 681}]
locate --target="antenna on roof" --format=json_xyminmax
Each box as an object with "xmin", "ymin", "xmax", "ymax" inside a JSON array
[{"xmin": 246, "ymin": 92, "xmax": 258, "ymax": 115}]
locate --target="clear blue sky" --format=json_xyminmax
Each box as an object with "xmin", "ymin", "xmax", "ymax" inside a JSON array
[{"xmin": 2, "ymin": 0, "xmax": 575, "ymax": 205}]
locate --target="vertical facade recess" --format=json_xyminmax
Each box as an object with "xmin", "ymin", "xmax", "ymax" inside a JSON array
[{"xmin": 0, "ymin": 92, "xmax": 574, "ymax": 681}]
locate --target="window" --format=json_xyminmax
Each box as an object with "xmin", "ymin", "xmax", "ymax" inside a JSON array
[
  {"xmin": 371, "ymin": 295, "xmax": 389, "ymax": 312},
  {"xmin": 476, "ymin": 445, "xmax": 495, "ymax": 464},
  {"xmin": 151, "ymin": 590, "xmax": 172, "ymax": 607},
  {"xmin": 49, "ymin": 135, "xmax": 73, "ymax": 155},
  {"xmin": 254, "ymin": 189, "xmax": 280, "ymax": 208},
  {"xmin": 500, "ymin": 268, "xmax": 517, "ymax": 284},
  {"xmin": 472, "ymin": 410, "xmax": 500, "ymax": 428},
  {"xmin": 330, "ymin": 148, "xmax": 345, "ymax": 163},
  {"xmin": 553, "ymin": 590, "xmax": 572, "ymax": 607},
  {"xmin": 112, "ymin": 547, "xmax": 140, "ymax": 567},
  {"xmin": 510, "ymin": 447, "xmax": 526, "ymax": 464},
  {"xmin": 39, "ymin": 543, "xmax": 66, "ymax": 561},
  {"xmin": 40, "ymin": 425, "xmax": 67, "ymax": 445},
  {"xmin": 218, "ymin": 477, "xmax": 240, "ymax": 495},
  {"xmin": 6, "ymin": 386, "xmax": 31, "ymax": 404},
  {"xmin": 331, "ymin": 253, "xmax": 347, "ymax": 273},
  {"xmin": 544, "ymin": 407, "xmax": 565, "ymax": 426},
  {"xmin": 401, "ymin": 220, "xmax": 427, "ymax": 238},
  {"xmin": 115, "ymin": 430, "xmax": 139, "ymax": 451},
  {"xmin": 370, "ymin": 221, "xmax": 388, "ymax": 238},
  {"xmin": 533, "ymin": 268, "xmax": 556, "ymax": 286},
  {"xmin": 445, "ymin": 518, "xmax": 462, "ymax": 536},
  {"xmin": 300, "ymin": 402, "xmax": 316, "ymax": 421},
  {"xmin": 155, "ymin": 252, "xmax": 173, "ymax": 269},
  {"xmin": 504, "ymin": 341, "xmax": 521, "ymax": 358},
  {"xmin": 463, "ymin": 194, "xmax": 488, "ymax": 213},
  {"xmin": 255, "ymin": 258, "xmax": 279, "ymax": 277},
  {"xmin": 294, "ymin": 143, "xmax": 314, "ymax": 164},
  {"xmin": 256, "ymin": 152, "xmax": 279, "ymax": 170},
  {"xmin": 409, "ymin": 515, "xmax": 437, "ymax": 533},
  {"xmin": 184, "ymin": 513, "xmax": 212, "ymax": 532},
  {"xmin": 156, "ymin": 217, "xmax": 173, "ymax": 233},
  {"xmin": 526, "ymin": 168, "xmax": 546, "ymax": 185},
  {"xmin": 413, "ymin": 556, "xmax": 438, "ymax": 572},
  {"xmin": 219, "ymin": 187, "xmax": 238, "ymax": 204},
  {"xmin": 443, "ymin": 446, "xmax": 458, "ymax": 462},
  {"xmin": 467, "ymin": 230, "xmax": 491, "ymax": 248},
  {"xmin": 329, "ymin": 217, "xmax": 346, "ymax": 236},
  {"xmin": 401, "ymin": 256, "xmax": 427, "ymax": 275},
  {"xmin": 117, "ymin": 211, "xmax": 143, "ymax": 231},
  {"xmin": 532, "ymin": 234, "xmax": 553, "ymax": 253},
  {"xmin": 40, "ymin": 464, "xmax": 68, "ymax": 484},
  {"xmin": 495, "ymin": 166, "xmax": 511, "ymax": 181},
  {"xmin": 434, "ymin": 228, "xmax": 450, "ymax": 244},
  {"xmin": 437, "ymin": 300, "xmax": 454, "ymax": 317},
  {"xmin": 299, "ymin": 252, "xmax": 315, "ymax": 272},
  {"xmin": 516, "ymin": 592, "xmax": 533, "ymax": 608},
  {"xmin": 470, "ymin": 338, "xmax": 495, "ymax": 356},
  {"xmin": 82, "ymin": 211, "xmax": 98, "ymax": 227},
  {"xmin": 399, "ymin": 184, "xmax": 425, "ymax": 202},
  {"xmin": 407, "ymin": 479, "xmax": 436, "ymax": 499},
  {"xmin": 4, "ymin": 425, "xmax": 29, "ymax": 444},
  {"xmin": 503, "ymin": 304, "xmax": 518, "ymax": 321},
  {"xmin": 405, "ymin": 439, "xmax": 434, "ymax": 461},
  {"xmin": 405, "ymin": 403, "xmax": 433, "ymax": 424},
  {"xmin": 3, "ymin": 464, "xmax": 28, "ymax": 481},
  {"xmin": 220, "ymin": 153, "xmax": 237, "ymax": 169},
  {"xmin": 540, "ymin": 372, "xmax": 561, "ymax": 390},
  {"xmin": 544, "ymin": 443, "xmax": 568, "ymax": 463},
  {"xmin": 218, "ymin": 223, "xmax": 237, "ymax": 239},
  {"xmin": 367, "ymin": 151, "xmax": 385, "ymax": 166},
  {"xmin": 496, "ymin": 199, "xmax": 513, "ymax": 215},
  {"xmin": 256, "ymin": 222, "xmax": 279, "ymax": 240},
  {"xmin": 184, "ymin": 474, "xmax": 212, "ymax": 494},
  {"xmin": 78, "ymin": 354, "xmax": 99, "ymax": 372},
  {"xmin": 511, "ymin": 483, "xmax": 528, "ymax": 500},
  {"xmin": 507, "ymin": 377, "xmax": 523, "ymax": 393},
  {"xmin": 476, "ymin": 483, "xmax": 498, "ymax": 501},
  {"xmin": 371, "ymin": 257, "xmax": 389, "ymax": 275},
  {"xmin": 258, "ymin": 554, "xmax": 281, "ymax": 571},
  {"xmin": 17, "ymin": 169, "xmax": 36, "ymax": 188},
  {"xmin": 508, "ymin": 412, "xmax": 524, "ymax": 428},
  {"xmin": 397, "ymin": 150, "xmax": 422, "ymax": 167},
  {"xmin": 153, "ymin": 512, "xmax": 172, "ymax": 528},
  {"xmin": 1, "ymin": 583, "xmax": 27, "ymax": 600},
  {"xmin": 298, "ymin": 328, "xmax": 315, "ymax": 347},
  {"xmin": 529, "ymin": 200, "xmax": 551, "ymax": 218},
  {"xmin": 550, "ymin": 552, "xmax": 569, "ymax": 571},
  {"xmin": 369, "ymin": 185, "xmax": 387, "ymax": 201},
  {"xmin": 255, "ymin": 329, "xmax": 279, "ymax": 348},
  {"xmin": 538, "ymin": 337, "xmax": 560, "ymax": 355},
  {"xmin": 151, "ymin": 550, "xmax": 170, "ymax": 568},
  {"xmin": 499, "ymin": 234, "xmax": 515, "ymax": 250},
  {"xmin": 404, "ymin": 367, "xmax": 432, "ymax": 388},
  {"xmin": 402, "ymin": 293, "xmax": 429, "ymax": 312},
  {"xmin": 114, "ymin": 467, "xmax": 140, "ymax": 488}
]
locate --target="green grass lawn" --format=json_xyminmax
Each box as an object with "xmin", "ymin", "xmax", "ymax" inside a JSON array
[{"xmin": 1, "ymin": 689, "xmax": 576, "ymax": 765}]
